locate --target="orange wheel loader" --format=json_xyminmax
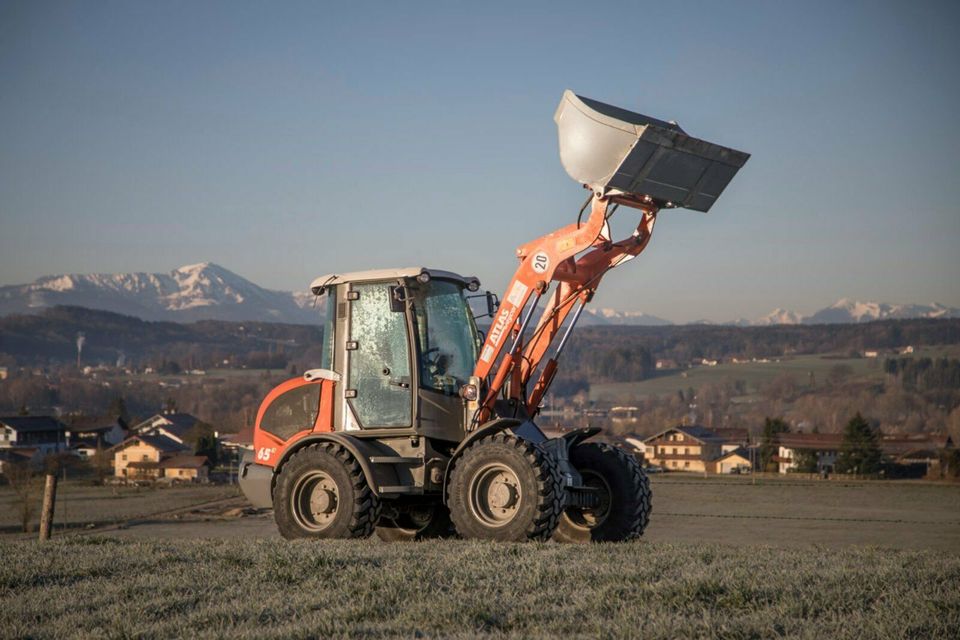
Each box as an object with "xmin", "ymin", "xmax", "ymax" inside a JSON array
[{"xmin": 238, "ymin": 90, "xmax": 749, "ymax": 542}]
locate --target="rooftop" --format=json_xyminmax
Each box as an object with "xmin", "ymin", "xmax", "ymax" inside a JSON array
[{"xmin": 0, "ymin": 416, "xmax": 68, "ymax": 433}]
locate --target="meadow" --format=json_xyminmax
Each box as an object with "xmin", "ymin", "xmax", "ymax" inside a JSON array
[
  {"xmin": 0, "ymin": 482, "xmax": 239, "ymax": 534},
  {"xmin": 589, "ymin": 346, "xmax": 959, "ymax": 403},
  {"xmin": 1, "ymin": 537, "xmax": 958, "ymax": 639}
]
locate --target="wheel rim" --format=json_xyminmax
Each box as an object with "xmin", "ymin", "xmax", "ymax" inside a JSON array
[
  {"xmin": 291, "ymin": 470, "xmax": 340, "ymax": 532},
  {"xmin": 566, "ymin": 470, "xmax": 612, "ymax": 530},
  {"xmin": 468, "ymin": 462, "xmax": 523, "ymax": 528}
]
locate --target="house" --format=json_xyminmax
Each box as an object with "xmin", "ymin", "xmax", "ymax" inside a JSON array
[
  {"xmin": 643, "ymin": 426, "xmax": 727, "ymax": 472},
  {"xmin": 131, "ymin": 412, "xmax": 202, "ymax": 445},
  {"xmin": 880, "ymin": 434, "xmax": 954, "ymax": 477},
  {"xmin": 66, "ymin": 415, "xmax": 128, "ymax": 458},
  {"xmin": 712, "ymin": 447, "xmax": 752, "ymax": 474},
  {"xmin": 776, "ymin": 433, "xmax": 844, "ymax": 474},
  {"xmin": 112, "ymin": 433, "xmax": 192, "ymax": 481},
  {"xmin": 160, "ymin": 455, "xmax": 209, "ymax": 483},
  {"xmin": 0, "ymin": 416, "xmax": 70, "ymax": 455}
]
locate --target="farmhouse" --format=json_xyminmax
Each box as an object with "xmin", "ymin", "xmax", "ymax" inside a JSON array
[
  {"xmin": 131, "ymin": 412, "xmax": 202, "ymax": 445},
  {"xmin": 642, "ymin": 426, "xmax": 753, "ymax": 473},
  {"xmin": 776, "ymin": 433, "xmax": 844, "ymax": 474},
  {"xmin": 880, "ymin": 434, "xmax": 955, "ymax": 477},
  {"xmin": 712, "ymin": 447, "xmax": 752, "ymax": 474},
  {"xmin": 112, "ymin": 433, "xmax": 198, "ymax": 481},
  {"xmin": 0, "ymin": 416, "xmax": 70, "ymax": 455},
  {"xmin": 644, "ymin": 426, "xmax": 725, "ymax": 472},
  {"xmin": 67, "ymin": 415, "xmax": 128, "ymax": 458},
  {"xmin": 160, "ymin": 455, "xmax": 209, "ymax": 482}
]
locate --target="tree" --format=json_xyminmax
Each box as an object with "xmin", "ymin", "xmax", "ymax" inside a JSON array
[
  {"xmin": 835, "ymin": 413, "xmax": 883, "ymax": 475},
  {"xmin": 107, "ymin": 395, "xmax": 131, "ymax": 426},
  {"xmin": 185, "ymin": 420, "xmax": 219, "ymax": 467},
  {"xmin": 760, "ymin": 417, "xmax": 790, "ymax": 473},
  {"xmin": 792, "ymin": 448, "xmax": 819, "ymax": 473},
  {"xmin": 5, "ymin": 461, "xmax": 40, "ymax": 532}
]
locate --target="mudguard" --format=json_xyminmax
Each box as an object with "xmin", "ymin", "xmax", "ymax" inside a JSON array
[{"xmin": 244, "ymin": 433, "xmax": 401, "ymax": 506}]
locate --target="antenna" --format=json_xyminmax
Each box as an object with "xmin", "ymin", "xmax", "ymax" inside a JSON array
[{"xmin": 76, "ymin": 332, "xmax": 85, "ymax": 369}]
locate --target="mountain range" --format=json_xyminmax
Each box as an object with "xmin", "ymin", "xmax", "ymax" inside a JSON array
[{"xmin": 1, "ymin": 263, "xmax": 957, "ymax": 327}]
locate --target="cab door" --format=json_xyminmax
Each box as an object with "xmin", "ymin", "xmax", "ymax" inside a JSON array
[{"xmin": 345, "ymin": 282, "xmax": 412, "ymax": 429}]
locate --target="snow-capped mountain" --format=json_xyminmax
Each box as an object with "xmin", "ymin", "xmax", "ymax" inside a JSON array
[
  {"xmin": 2, "ymin": 265, "xmax": 957, "ymax": 328},
  {"xmin": 804, "ymin": 299, "xmax": 960, "ymax": 324},
  {"xmin": 580, "ymin": 308, "xmax": 672, "ymax": 326},
  {"xmin": 754, "ymin": 308, "xmax": 806, "ymax": 326},
  {"xmin": 0, "ymin": 263, "xmax": 318, "ymax": 324},
  {"xmin": 746, "ymin": 300, "xmax": 960, "ymax": 326}
]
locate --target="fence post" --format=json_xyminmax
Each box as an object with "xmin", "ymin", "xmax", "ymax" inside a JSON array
[{"xmin": 38, "ymin": 473, "xmax": 58, "ymax": 542}]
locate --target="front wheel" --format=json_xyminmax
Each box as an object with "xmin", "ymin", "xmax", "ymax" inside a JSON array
[
  {"xmin": 447, "ymin": 433, "xmax": 563, "ymax": 542},
  {"xmin": 273, "ymin": 443, "xmax": 380, "ymax": 539},
  {"xmin": 553, "ymin": 442, "xmax": 651, "ymax": 543}
]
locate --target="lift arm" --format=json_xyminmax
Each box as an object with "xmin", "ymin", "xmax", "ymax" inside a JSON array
[{"xmin": 471, "ymin": 193, "xmax": 658, "ymax": 424}]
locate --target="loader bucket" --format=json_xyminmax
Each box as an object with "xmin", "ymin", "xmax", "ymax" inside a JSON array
[{"xmin": 554, "ymin": 90, "xmax": 750, "ymax": 212}]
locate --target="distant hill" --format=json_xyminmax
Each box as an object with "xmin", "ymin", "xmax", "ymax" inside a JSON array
[
  {"xmin": 0, "ymin": 306, "xmax": 322, "ymax": 366},
  {"xmin": 2, "ymin": 306, "xmax": 958, "ymax": 370}
]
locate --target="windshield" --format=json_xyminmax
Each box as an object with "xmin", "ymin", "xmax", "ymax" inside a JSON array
[{"xmin": 411, "ymin": 280, "xmax": 480, "ymax": 394}]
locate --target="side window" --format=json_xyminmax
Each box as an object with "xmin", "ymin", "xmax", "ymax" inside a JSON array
[
  {"xmin": 348, "ymin": 283, "xmax": 411, "ymax": 428},
  {"xmin": 260, "ymin": 383, "xmax": 321, "ymax": 441}
]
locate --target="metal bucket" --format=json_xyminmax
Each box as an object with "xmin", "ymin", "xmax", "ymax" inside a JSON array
[{"xmin": 554, "ymin": 90, "xmax": 749, "ymax": 212}]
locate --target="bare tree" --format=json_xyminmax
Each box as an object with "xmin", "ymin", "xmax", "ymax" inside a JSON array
[{"xmin": 5, "ymin": 461, "xmax": 41, "ymax": 532}]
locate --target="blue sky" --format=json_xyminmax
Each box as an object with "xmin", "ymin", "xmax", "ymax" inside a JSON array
[{"xmin": 1, "ymin": 0, "xmax": 958, "ymax": 322}]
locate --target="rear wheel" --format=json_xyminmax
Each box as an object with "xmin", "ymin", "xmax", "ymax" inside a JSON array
[
  {"xmin": 447, "ymin": 433, "xmax": 563, "ymax": 542},
  {"xmin": 553, "ymin": 442, "xmax": 651, "ymax": 543},
  {"xmin": 273, "ymin": 443, "xmax": 380, "ymax": 539},
  {"xmin": 375, "ymin": 503, "xmax": 456, "ymax": 541}
]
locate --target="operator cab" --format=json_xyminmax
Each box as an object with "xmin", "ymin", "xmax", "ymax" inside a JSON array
[{"xmin": 310, "ymin": 267, "xmax": 485, "ymax": 442}]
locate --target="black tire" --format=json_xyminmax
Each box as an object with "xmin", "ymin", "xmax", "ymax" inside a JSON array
[
  {"xmin": 553, "ymin": 442, "xmax": 651, "ymax": 543},
  {"xmin": 273, "ymin": 443, "xmax": 380, "ymax": 540},
  {"xmin": 447, "ymin": 432, "xmax": 563, "ymax": 542},
  {"xmin": 375, "ymin": 503, "xmax": 456, "ymax": 542}
]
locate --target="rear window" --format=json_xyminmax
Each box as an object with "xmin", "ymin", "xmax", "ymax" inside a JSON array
[{"xmin": 260, "ymin": 384, "xmax": 320, "ymax": 441}]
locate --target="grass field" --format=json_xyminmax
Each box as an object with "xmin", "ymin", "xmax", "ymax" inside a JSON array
[
  {"xmin": 588, "ymin": 345, "xmax": 960, "ymax": 403},
  {"xmin": 0, "ymin": 483, "xmax": 239, "ymax": 533},
  {"xmin": 2, "ymin": 478, "xmax": 959, "ymax": 638},
  {"xmin": 1, "ymin": 537, "xmax": 958, "ymax": 639}
]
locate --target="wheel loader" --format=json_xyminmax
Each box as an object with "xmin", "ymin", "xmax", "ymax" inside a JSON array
[{"xmin": 239, "ymin": 90, "xmax": 749, "ymax": 542}]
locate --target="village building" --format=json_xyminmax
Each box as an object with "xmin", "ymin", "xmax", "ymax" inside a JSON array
[
  {"xmin": 776, "ymin": 433, "xmax": 844, "ymax": 474},
  {"xmin": 111, "ymin": 433, "xmax": 203, "ymax": 482},
  {"xmin": 879, "ymin": 434, "xmax": 955, "ymax": 478},
  {"xmin": 643, "ymin": 426, "xmax": 726, "ymax": 472},
  {"xmin": 642, "ymin": 425, "xmax": 752, "ymax": 473},
  {"xmin": 777, "ymin": 432, "xmax": 954, "ymax": 477},
  {"xmin": 0, "ymin": 416, "xmax": 70, "ymax": 456},
  {"xmin": 66, "ymin": 415, "xmax": 128, "ymax": 459},
  {"xmin": 160, "ymin": 455, "xmax": 210, "ymax": 482},
  {"xmin": 712, "ymin": 447, "xmax": 752, "ymax": 474}
]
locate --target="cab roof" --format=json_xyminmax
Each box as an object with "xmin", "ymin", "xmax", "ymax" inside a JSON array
[{"xmin": 309, "ymin": 267, "xmax": 479, "ymax": 295}]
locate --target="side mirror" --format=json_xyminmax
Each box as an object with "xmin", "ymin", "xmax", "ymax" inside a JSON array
[{"xmin": 486, "ymin": 292, "xmax": 500, "ymax": 317}]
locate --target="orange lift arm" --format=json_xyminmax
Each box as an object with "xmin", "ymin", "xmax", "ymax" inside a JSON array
[{"xmin": 471, "ymin": 193, "xmax": 658, "ymax": 424}]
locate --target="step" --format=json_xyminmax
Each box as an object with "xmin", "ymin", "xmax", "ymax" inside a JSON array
[
  {"xmin": 369, "ymin": 456, "xmax": 423, "ymax": 465},
  {"xmin": 378, "ymin": 485, "xmax": 422, "ymax": 495}
]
